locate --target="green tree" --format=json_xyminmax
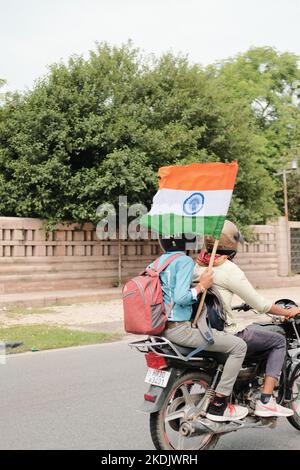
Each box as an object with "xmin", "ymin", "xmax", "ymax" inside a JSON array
[
  {"xmin": 0, "ymin": 43, "xmax": 288, "ymax": 229},
  {"xmin": 211, "ymin": 47, "xmax": 300, "ymax": 220},
  {"xmin": 286, "ymin": 170, "xmax": 300, "ymax": 221}
]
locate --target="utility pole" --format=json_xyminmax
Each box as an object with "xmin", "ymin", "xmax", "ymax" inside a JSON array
[
  {"xmin": 282, "ymin": 169, "xmax": 289, "ymax": 220},
  {"xmin": 282, "ymin": 169, "xmax": 291, "ymax": 274}
]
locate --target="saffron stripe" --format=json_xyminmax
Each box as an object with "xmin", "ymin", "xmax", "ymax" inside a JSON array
[{"xmin": 158, "ymin": 161, "xmax": 238, "ymax": 191}]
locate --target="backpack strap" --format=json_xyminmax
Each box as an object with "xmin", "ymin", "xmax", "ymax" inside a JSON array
[
  {"xmin": 187, "ymin": 304, "xmax": 214, "ymax": 358},
  {"xmin": 155, "ymin": 253, "xmax": 185, "ymax": 274},
  {"xmin": 152, "ymin": 256, "xmax": 162, "ymax": 271}
]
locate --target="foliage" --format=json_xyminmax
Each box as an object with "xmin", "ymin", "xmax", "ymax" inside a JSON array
[
  {"xmin": 211, "ymin": 47, "xmax": 300, "ymax": 220},
  {"xmin": 287, "ymin": 171, "xmax": 300, "ymax": 220},
  {"xmin": 0, "ymin": 43, "xmax": 299, "ymax": 230}
]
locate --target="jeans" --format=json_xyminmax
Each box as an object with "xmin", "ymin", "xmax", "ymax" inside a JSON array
[
  {"xmin": 162, "ymin": 322, "xmax": 247, "ymax": 396},
  {"xmin": 236, "ymin": 324, "xmax": 286, "ymax": 380}
]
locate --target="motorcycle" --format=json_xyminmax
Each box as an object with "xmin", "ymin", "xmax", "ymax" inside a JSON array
[{"xmin": 129, "ymin": 299, "xmax": 300, "ymax": 450}]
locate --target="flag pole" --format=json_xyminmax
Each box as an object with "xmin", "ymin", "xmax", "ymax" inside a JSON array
[{"xmin": 192, "ymin": 238, "xmax": 219, "ymax": 328}]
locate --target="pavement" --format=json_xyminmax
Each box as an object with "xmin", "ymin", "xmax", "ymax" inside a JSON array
[
  {"xmin": 246, "ymin": 286, "xmax": 300, "ymax": 305},
  {"xmin": 0, "ymin": 285, "xmax": 299, "ymax": 451},
  {"xmin": 0, "ymin": 340, "xmax": 299, "ymax": 450},
  {"xmin": 0, "ymin": 288, "xmax": 122, "ymax": 308},
  {"xmin": 0, "ymin": 276, "xmax": 299, "ymax": 309},
  {"xmin": 0, "ymin": 286, "xmax": 299, "ymax": 335}
]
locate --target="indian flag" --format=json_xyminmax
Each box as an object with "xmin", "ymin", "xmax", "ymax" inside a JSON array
[{"xmin": 140, "ymin": 161, "xmax": 238, "ymax": 238}]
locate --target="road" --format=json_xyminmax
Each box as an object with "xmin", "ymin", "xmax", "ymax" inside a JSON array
[{"xmin": 0, "ymin": 340, "xmax": 299, "ymax": 450}]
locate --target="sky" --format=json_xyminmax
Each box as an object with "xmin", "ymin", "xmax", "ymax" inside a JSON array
[{"xmin": 1, "ymin": 0, "xmax": 300, "ymax": 93}]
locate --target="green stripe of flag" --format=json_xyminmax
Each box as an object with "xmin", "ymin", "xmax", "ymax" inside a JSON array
[{"xmin": 140, "ymin": 214, "xmax": 226, "ymax": 238}]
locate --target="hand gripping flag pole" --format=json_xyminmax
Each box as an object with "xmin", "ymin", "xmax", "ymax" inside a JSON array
[{"xmin": 191, "ymin": 238, "xmax": 219, "ymax": 328}]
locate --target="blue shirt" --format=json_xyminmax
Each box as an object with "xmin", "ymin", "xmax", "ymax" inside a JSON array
[{"xmin": 149, "ymin": 251, "xmax": 197, "ymax": 321}]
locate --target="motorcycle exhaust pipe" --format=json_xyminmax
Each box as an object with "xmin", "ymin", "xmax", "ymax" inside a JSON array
[
  {"xmin": 180, "ymin": 419, "xmax": 242, "ymax": 437},
  {"xmin": 180, "ymin": 416, "xmax": 277, "ymax": 437}
]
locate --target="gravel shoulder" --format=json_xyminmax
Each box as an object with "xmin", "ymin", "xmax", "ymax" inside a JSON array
[{"xmin": 0, "ymin": 286, "xmax": 299, "ymax": 334}]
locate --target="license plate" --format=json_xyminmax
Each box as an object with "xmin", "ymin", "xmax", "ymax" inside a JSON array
[{"xmin": 145, "ymin": 368, "xmax": 171, "ymax": 388}]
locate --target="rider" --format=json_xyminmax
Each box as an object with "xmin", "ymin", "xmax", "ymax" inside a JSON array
[
  {"xmin": 193, "ymin": 220, "xmax": 300, "ymax": 419},
  {"xmin": 153, "ymin": 233, "xmax": 249, "ymax": 422}
]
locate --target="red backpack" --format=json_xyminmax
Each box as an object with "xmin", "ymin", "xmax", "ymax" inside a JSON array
[{"xmin": 123, "ymin": 253, "xmax": 183, "ymax": 335}]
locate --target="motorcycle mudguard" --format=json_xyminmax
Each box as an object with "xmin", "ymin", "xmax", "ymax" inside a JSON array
[
  {"xmin": 287, "ymin": 360, "xmax": 300, "ymax": 392},
  {"xmin": 139, "ymin": 368, "xmax": 179, "ymax": 414}
]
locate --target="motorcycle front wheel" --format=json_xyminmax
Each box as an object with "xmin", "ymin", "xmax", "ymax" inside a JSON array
[
  {"xmin": 287, "ymin": 363, "xmax": 300, "ymax": 430},
  {"xmin": 150, "ymin": 371, "xmax": 220, "ymax": 450}
]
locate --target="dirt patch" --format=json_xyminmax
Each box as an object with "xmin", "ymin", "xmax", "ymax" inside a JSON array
[
  {"xmin": 0, "ymin": 285, "xmax": 298, "ymax": 333},
  {"xmin": 0, "ymin": 300, "xmax": 123, "ymax": 329}
]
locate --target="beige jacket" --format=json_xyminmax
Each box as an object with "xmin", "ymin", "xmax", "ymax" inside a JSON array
[{"xmin": 193, "ymin": 260, "xmax": 273, "ymax": 335}]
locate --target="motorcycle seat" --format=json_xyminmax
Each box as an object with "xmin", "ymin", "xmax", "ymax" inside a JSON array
[
  {"xmin": 171, "ymin": 344, "xmax": 228, "ymax": 363},
  {"xmin": 167, "ymin": 344, "xmax": 270, "ymax": 365}
]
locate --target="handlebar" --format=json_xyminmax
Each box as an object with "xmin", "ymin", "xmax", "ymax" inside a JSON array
[
  {"xmin": 232, "ymin": 303, "xmax": 253, "ymax": 312},
  {"xmin": 231, "ymin": 304, "xmax": 300, "ymax": 323},
  {"xmin": 289, "ymin": 315, "xmax": 300, "ymax": 321}
]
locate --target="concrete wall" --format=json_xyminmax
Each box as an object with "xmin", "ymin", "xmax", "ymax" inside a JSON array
[{"xmin": 0, "ymin": 216, "xmax": 295, "ymax": 293}]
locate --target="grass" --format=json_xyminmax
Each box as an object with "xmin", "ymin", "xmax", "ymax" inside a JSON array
[{"xmin": 0, "ymin": 325, "xmax": 122, "ymax": 354}]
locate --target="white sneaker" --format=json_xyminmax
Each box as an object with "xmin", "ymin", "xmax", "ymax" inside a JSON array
[
  {"xmin": 255, "ymin": 396, "xmax": 294, "ymax": 417},
  {"xmin": 206, "ymin": 403, "xmax": 248, "ymax": 422}
]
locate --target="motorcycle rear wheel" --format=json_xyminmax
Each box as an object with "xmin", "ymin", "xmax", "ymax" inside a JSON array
[{"xmin": 150, "ymin": 371, "xmax": 220, "ymax": 450}]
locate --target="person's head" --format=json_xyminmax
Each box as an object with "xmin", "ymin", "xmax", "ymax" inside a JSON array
[
  {"xmin": 159, "ymin": 233, "xmax": 197, "ymax": 253},
  {"xmin": 204, "ymin": 220, "xmax": 243, "ymax": 259}
]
